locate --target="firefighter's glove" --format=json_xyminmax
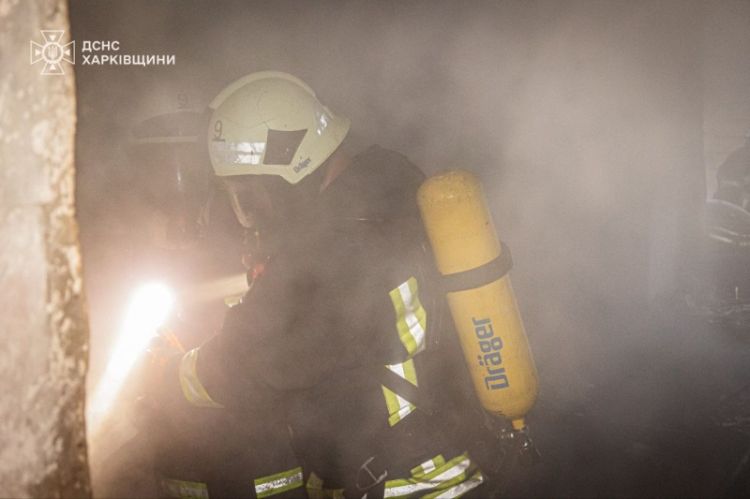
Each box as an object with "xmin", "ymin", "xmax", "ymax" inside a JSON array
[{"xmin": 133, "ymin": 327, "xmax": 185, "ymax": 430}]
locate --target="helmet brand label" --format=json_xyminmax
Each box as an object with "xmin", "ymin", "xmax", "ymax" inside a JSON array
[
  {"xmin": 473, "ymin": 317, "xmax": 509, "ymax": 390},
  {"xmin": 293, "ymin": 157, "xmax": 311, "ymax": 173}
]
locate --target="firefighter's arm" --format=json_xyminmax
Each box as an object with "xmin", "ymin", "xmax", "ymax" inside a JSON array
[
  {"xmin": 143, "ymin": 333, "xmax": 279, "ymax": 416},
  {"xmin": 174, "ymin": 288, "xmax": 310, "ymax": 412},
  {"xmin": 133, "ymin": 327, "xmax": 202, "ymax": 430},
  {"xmin": 196, "ymin": 272, "xmax": 342, "ymax": 396},
  {"xmin": 176, "ymin": 236, "xmax": 396, "ymax": 404}
]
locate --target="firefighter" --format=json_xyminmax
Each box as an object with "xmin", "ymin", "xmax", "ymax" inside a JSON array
[
  {"xmin": 123, "ymin": 108, "xmax": 305, "ymax": 499},
  {"xmin": 168, "ymin": 71, "xmax": 489, "ymax": 497}
]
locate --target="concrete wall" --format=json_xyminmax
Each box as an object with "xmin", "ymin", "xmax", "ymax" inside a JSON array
[{"xmin": 0, "ymin": 0, "xmax": 91, "ymax": 497}]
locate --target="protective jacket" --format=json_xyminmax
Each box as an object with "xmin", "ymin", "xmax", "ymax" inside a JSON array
[{"xmin": 178, "ymin": 145, "xmax": 486, "ymax": 498}]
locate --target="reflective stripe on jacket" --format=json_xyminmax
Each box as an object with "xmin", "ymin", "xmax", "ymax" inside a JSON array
[
  {"xmin": 383, "ymin": 453, "xmax": 484, "ymax": 498},
  {"xmin": 161, "ymin": 466, "xmax": 304, "ymax": 499},
  {"xmin": 254, "ymin": 466, "xmax": 304, "ymax": 498},
  {"xmin": 179, "ymin": 347, "xmax": 224, "ymax": 408},
  {"xmin": 382, "ymin": 277, "xmax": 427, "ymax": 426},
  {"xmin": 161, "ymin": 478, "xmax": 209, "ymax": 499}
]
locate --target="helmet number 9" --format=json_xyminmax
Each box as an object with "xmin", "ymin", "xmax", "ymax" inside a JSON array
[{"xmin": 213, "ymin": 120, "xmax": 224, "ymax": 141}]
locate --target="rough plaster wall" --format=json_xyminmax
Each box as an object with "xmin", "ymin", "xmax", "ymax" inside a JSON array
[
  {"xmin": 704, "ymin": 0, "xmax": 750, "ymax": 197},
  {"xmin": 0, "ymin": 0, "xmax": 91, "ymax": 497}
]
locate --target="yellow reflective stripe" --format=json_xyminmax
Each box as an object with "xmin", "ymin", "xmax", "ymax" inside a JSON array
[
  {"xmin": 423, "ymin": 471, "xmax": 484, "ymax": 499},
  {"xmin": 382, "ymin": 277, "xmax": 426, "ymax": 426},
  {"xmin": 383, "ymin": 454, "xmax": 467, "ymax": 491},
  {"xmin": 410, "ymin": 455, "xmax": 446, "ymax": 478},
  {"xmin": 254, "ymin": 466, "xmax": 304, "ymax": 498},
  {"xmin": 223, "ymin": 293, "xmax": 244, "ymax": 308},
  {"xmin": 386, "ymin": 359, "xmax": 418, "ymax": 387},
  {"xmin": 382, "ymin": 359, "xmax": 419, "ymax": 426},
  {"xmin": 381, "ymin": 385, "xmax": 415, "ymax": 427},
  {"xmin": 383, "ymin": 453, "xmax": 472, "ymax": 498},
  {"xmin": 306, "ymin": 472, "xmax": 345, "ymax": 499},
  {"xmin": 418, "ymin": 464, "xmax": 473, "ymax": 498},
  {"xmin": 389, "ymin": 277, "xmax": 427, "ymax": 358},
  {"xmin": 161, "ymin": 478, "xmax": 209, "ymax": 499},
  {"xmin": 179, "ymin": 348, "xmax": 224, "ymax": 408}
]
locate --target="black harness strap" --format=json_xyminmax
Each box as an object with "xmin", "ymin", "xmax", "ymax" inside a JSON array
[
  {"xmin": 378, "ymin": 242, "xmax": 515, "ymax": 419},
  {"xmin": 379, "ymin": 365, "xmax": 436, "ymax": 417},
  {"xmin": 440, "ymin": 241, "xmax": 513, "ymax": 293}
]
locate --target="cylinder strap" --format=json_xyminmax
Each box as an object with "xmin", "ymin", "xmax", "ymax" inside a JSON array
[
  {"xmin": 440, "ymin": 241, "xmax": 513, "ymax": 293},
  {"xmin": 380, "ymin": 364, "xmax": 435, "ymax": 417}
]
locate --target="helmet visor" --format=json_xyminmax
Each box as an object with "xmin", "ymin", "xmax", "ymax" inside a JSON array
[{"xmin": 263, "ymin": 129, "xmax": 307, "ymax": 165}]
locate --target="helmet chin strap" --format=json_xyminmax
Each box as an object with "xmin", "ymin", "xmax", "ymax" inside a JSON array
[
  {"xmin": 240, "ymin": 226, "xmax": 270, "ymax": 286},
  {"xmin": 226, "ymin": 185, "xmax": 255, "ymax": 229}
]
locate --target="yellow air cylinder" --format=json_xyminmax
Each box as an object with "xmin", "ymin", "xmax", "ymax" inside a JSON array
[{"xmin": 417, "ymin": 170, "xmax": 538, "ymax": 430}]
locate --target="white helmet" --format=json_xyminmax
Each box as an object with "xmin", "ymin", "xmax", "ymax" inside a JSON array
[{"xmin": 207, "ymin": 71, "xmax": 350, "ymax": 184}]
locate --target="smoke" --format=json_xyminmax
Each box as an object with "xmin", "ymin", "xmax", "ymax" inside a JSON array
[{"xmin": 70, "ymin": 1, "xmax": 750, "ymax": 496}]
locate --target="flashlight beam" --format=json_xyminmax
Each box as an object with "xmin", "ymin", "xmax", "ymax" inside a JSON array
[{"xmin": 88, "ymin": 282, "xmax": 174, "ymax": 435}]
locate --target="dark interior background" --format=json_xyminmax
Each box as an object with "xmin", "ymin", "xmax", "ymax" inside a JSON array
[{"xmin": 70, "ymin": 1, "xmax": 750, "ymax": 496}]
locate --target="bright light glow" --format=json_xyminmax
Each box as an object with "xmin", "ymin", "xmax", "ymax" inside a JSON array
[
  {"xmin": 181, "ymin": 272, "xmax": 248, "ymax": 304},
  {"xmin": 89, "ymin": 282, "xmax": 174, "ymax": 434}
]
